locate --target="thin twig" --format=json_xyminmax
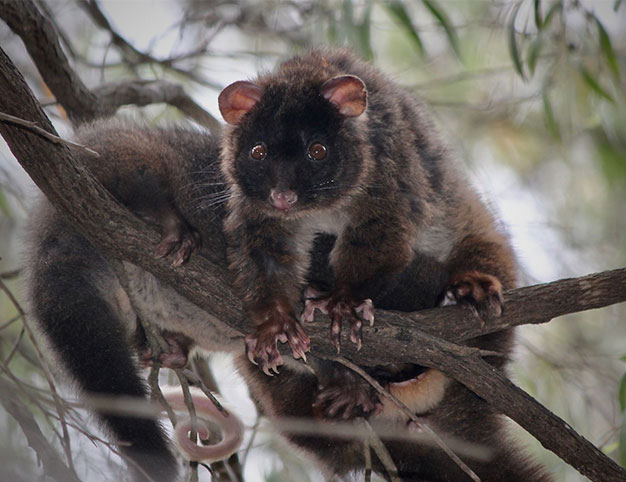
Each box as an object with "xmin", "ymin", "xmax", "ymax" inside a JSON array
[
  {"xmin": 0, "ymin": 112, "xmax": 100, "ymax": 157},
  {"xmin": 333, "ymin": 356, "xmax": 481, "ymax": 482}
]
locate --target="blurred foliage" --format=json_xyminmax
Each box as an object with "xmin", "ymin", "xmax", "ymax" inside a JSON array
[{"xmin": 0, "ymin": 0, "xmax": 625, "ymax": 480}]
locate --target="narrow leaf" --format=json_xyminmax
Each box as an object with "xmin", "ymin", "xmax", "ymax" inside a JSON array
[
  {"xmin": 527, "ymin": 36, "xmax": 543, "ymax": 76},
  {"xmin": 543, "ymin": 2, "xmax": 561, "ymax": 27},
  {"xmin": 542, "ymin": 92, "xmax": 560, "ymax": 139},
  {"xmin": 595, "ymin": 15, "xmax": 620, "ymax": 78},
  {"xmin": 580, "ymin": 66, "xmax": 615, "ymax": 102},
  {"xmin": 534, "ymin": 0, "xmax": 543, "ymax": 29},
  {"xmin": 422, "ymin": 0, "xmax": 462, "ymax": 60},
  {"xmin": 617, "ymin": 374, "xmax": 626, "ymax": 412},
  {"xmin": 357, "ymin": 1, "xmax": 374, "ymax": 60},
  {"xmin": 508, "ymin": 2, "xmax": 526, "ymax": 80},
  {"xmin": 615, "ymin": 0, "xmax": 624, "ymax": 12},
  {"xmin": 0, "ymin": 189, "xmax": 11, "ymax": 218},
  {"xmin": 618, "ymin": 412, "xmax": 626, "ymax": 467},
  {"xmin": 384, "ymin": 2, "xmax": 425, "ymax": 56}
]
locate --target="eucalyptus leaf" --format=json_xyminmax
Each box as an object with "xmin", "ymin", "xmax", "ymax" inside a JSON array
[
  {"xmin": 618, "ymin": 412, "xmax": 626, "ymax": 467},
  {"xmin": 543, "ymin": 1, "xmax": 561, "ymax": 28},
  {"xmin": 594, "ymin": 15, "xmax": 620, "ymax": 78},
  {"xmin": 422, "ymin": 0, "xmax": 462, "ymax": 60},
  {"xmin": 0, "ymin": 189, "xmax": 11, "ymax": 218},
  {"xmin": 617, "ymin": 373, "xmax": 626, "ymax": 412},
  {"xmin": 580, "ymin": 66, "xmax": 615, "ymax": 102},
  {"xmin": 534, "ymin": 0, "xmax": 543, "ymax": 30},
  {"xmin": 357, "ymin": 1, "xmax": 374, "ymax": 60},
  {"xmin": 527, "ymin": 36, "xmax": 543, "ymax": 76},
  {"xmin": 542, "ymin": 92, "xmax": 559, "ymax": 139},
  {"xmin": 508, "ymin": 2, "xmax": 526, "ymax": 80},
  {"xmin": 384, "ymin": 1, "xmax": 425, "ymax": 56}
]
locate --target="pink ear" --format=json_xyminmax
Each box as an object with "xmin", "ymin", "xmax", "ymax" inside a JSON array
[
  {"xmin": 320, "ymin": 75, "xmax": 367, "ymax": 117},
  {"xmin": 218, "ymin": 81, "xmax": 263, "ymax": 125}
]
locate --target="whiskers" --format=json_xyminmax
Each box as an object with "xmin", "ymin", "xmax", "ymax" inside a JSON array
[
  {"xmin": 192, "ymin": 187, "xmax": 237, "ymax": 211},
  {"xmin": 307, "ymin": 182, "xmax": 387, "ymax": 202}
]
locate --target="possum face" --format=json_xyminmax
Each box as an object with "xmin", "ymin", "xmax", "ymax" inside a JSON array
[{"xmin": 219, "ymin": 76, "xmax": 369, "ymax": 217}]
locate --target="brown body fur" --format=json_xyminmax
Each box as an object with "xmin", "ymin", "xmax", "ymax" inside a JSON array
[{"xmin": 223, "ymin": 48, "xmax": 551, "ymax": 481}]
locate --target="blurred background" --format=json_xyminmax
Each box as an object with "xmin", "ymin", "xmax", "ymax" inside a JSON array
[{"xmin": 0, "ymin": 0, "xmax": 625, "ymax": 481}]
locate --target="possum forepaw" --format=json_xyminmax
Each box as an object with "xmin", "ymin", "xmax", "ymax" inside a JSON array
[
  {"xmin": 441, "ymin": 270, "xmax": 504, "ymax": 319},
  {"xmin": 301, "ymin": 287, "xmax": 374, "ymax": 353},
  {"xmin": 246, "ymin": 312, "xmax": 310, "ymax": 376}
]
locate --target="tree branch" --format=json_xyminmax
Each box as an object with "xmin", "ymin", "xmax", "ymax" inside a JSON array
[
  {"xmin": 1, "ymin": 37, "xmax": 625, "ymax": 482},
  {"xmin": 0, "ymin": 0, "xmax": 220, "ymax": 130}
]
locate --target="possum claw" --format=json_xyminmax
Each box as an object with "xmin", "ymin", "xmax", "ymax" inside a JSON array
[
  {"xmin": 442, "ymin": 270, "xmax": 504, "ymax": 320},
  {"xmin": 246, "ymin": 309, "xmax": 310, "ymax": 375},
  {"xmin": 301, "ymin": 287, "xmax": 373, "ymax": 352}
]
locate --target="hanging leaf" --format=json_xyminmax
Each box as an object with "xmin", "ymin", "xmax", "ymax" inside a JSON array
[
  {"xmin": 619, "ymin": 372, "xmax": 626, "ymax": 412},
  {"xmin": 422, "ymin": 0, "xmax": 462, "ymax": 60},
  {"xmin": 594, "ymin": 15, "xmax": 620, "ymax": 78},
  {"xmin": 542, "ymin": 92, "xmax": 560, "ymax": 139},
  {"xmin": 534, "ymin": 0, "xmax": 543, "ymax": 30},
  {"xmin": 384, "ymin": 1, "xmax": 425, "ymax": 56},
  {"xmin": 543, "ymin": 1, "xmax": 562, "ymax": 28},
  {"xmin": 527, "ymin": 36, "xmax": 543, "ymax": 76},
  {"xmin": 508, "ymin": 2, "xmax": 526, "ymax": 80},
  {"xmin": 580, "ymin": 66, "xmax": 615, "ymax": 102},
  {"xmin": 357, "ymin": 1, "xmax": 374, "ymax": 60},
  {"xmin": 618, "ymin": 412, "xmax": 626, "ymax": 467},
  {"xmin": 0, "ymin": 189, "xmax": 11, "ymax": 218}
]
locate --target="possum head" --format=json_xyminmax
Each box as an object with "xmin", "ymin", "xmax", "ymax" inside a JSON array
[{"xmin": 219, "ymin": 75, "xmax": 370, "ymax": 216}]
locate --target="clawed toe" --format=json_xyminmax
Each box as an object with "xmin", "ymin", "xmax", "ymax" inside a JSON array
[{"xmin": 301, "ymin": 287, "xmax": 374, "ymax": 353}]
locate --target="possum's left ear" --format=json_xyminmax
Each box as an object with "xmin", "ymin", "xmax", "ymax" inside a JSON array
[
  {"xmin": 320, "ymin": 75, "xmax": 367, "ymax": 117},
  {"xmin": 218, "ymin": 81, "xmax": 263, "ymax": 125}
]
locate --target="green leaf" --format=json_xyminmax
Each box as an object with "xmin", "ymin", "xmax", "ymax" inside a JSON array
[
  {"xmin": 508, "ymin": 2, "xmax": 526, "ymax": 80},
  {"xmin": 594, "ymin": 15, "xmax": 620, "ymax": 78},
  {"xmin": 534, "ymin": 0, "xmax": 543, "ymax": 29},
  {"xmin": 620, "ymin": 412, "xmax": 626, "ymax": 467},
  {"xmin": 384, "ymin": 1, "xmax": 425, "ymax": 56},
  {"xmin": 422, "ymin": 0, "xmax": 462, "ymax": 61},
  {"xmin": 580, "ymin": 66, "xmax": 614, "ymax": 102},
  {"xmin": 615, "ymin": 0, "xmax": 624, "ymax": 12},
  {"xmin": 619, "ymin": 373, "xmax": 626, "ymax": 412},
  {"xmin": 356, "ymin": 1, "xmax": 374, "ymax": 60},
  {"xmin": 542, "ymin": 92, "xmax": 560, "ymax": 139},
  {"xmin": 543, "ymin": 2, "xmax": 561, "ymax": 27},
  {"xmin": 527, "ymin": 36, "xmax": 543, "ymax": 76},
  {"xmin": 0, "ymin": 189, "xmax": 11, "ymax": 217}
]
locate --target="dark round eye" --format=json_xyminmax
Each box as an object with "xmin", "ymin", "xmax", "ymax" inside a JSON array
[
  {"xmin": 308, "ymin": 142, "xmax": 327, "ymax": 161},
  {"xmin": 250, "ymin": 143, "xmax": 267, "ymax": 160}
]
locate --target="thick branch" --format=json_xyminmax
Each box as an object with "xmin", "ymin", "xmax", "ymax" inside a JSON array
[
  {"xmin": 93, "ymin": 80, "xmax": 220, "ymax": 132},
  {"xmin": 1, "ymin": 46, "xmax": 625, "ymax": 482}
]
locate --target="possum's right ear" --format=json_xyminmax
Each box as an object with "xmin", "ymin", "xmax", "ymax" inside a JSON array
[{"xmin": 218, "ymin": 81, "xmax": 263, "ymax": 125}]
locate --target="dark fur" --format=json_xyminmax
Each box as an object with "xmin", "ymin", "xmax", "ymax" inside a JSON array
[
  {"xmin": 25, "ymin": 120, "xmax": 224, "ymax": 482},
  {"xmin": 226, "ymin": 48, "xmax": 551, "ymax": 480}
]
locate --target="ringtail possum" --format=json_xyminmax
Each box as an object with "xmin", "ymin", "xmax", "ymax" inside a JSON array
[
  {"xmin": 24, "ymin": 47, "xmax": 551, "ymax": 481},
  {"xmin": 220, "ymin": 48, "xmax": 552, "ymax": 480}
]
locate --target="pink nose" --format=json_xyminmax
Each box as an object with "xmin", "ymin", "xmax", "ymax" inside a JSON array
[{"xmin": 270, "ymin": 189, "xmax": 298, "ymax": 211}]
